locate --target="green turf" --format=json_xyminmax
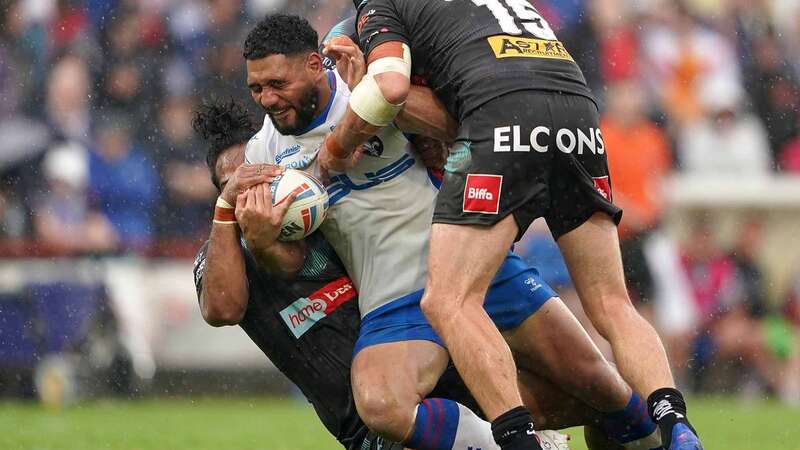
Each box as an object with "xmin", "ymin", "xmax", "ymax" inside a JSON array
[{"xmin": 1, "ymin": 396, "xmax": 798, "ymax": 450}]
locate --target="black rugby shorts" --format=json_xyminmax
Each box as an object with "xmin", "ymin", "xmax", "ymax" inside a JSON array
[{"xmin": 434, "ymin": 90, "xmax": 622, "ymax": 241}]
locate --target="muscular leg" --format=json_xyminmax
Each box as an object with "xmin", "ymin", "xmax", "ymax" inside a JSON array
[
  {"xmin": 505, "ymin": 298, "xmax": 660, "ymax": 449},
  {"xmin": 556, "ymin": 213, "xmax": 674, "ymax": 395},
  {"xmin": 517, "ymin": 370, "xmax": 623, "ymax": 450},
  {"xmin": 503, "ymin": 298, "xmax": 631, "ymax": 413},
  {"xmin": 352, "ymin": 340, "xmax": 449, "ymax": 442},
  {"xmin": 557, "ymin": 213, "xmax": 701, "ymax": 449},
  {"xmin": 420, "ymin": 216, "xmax": 524, "ymax": 420},
  {"xmin": 516, "ymin": 361, "xmax": 601, "ymax": 431}
]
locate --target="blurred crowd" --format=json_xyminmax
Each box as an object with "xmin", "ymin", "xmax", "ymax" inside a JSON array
[
  {"xmin": 1, "ymin": 0, "xmax": 799, "ymax": 250},
  {"xmin": 1, "ymin": 0, "xmax": 800, "ymax": 400},
  {"xmin": 0, "ymin": 0, "xmax": 352, "ymax": 253}
]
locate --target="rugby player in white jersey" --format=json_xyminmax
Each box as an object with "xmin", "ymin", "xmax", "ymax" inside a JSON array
[{"xmin": 241, "ymin": 14, "xmax": 661, "ymax": 450}]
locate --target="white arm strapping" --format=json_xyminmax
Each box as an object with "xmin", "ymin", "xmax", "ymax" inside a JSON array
[{"xmin": 348, "ymin": 43, "xmax": 411, "ymax": 127}]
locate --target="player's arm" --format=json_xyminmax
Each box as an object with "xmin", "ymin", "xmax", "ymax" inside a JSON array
[
  {"xmin": 395, "ymin": 85, "xmax": 457, "ymax": 143},
  {"xmin": 325, "ymin": 36, "xmax": 456, "ymax": 143},
  {"xmin": 199, "ymin": 222, "xmax": 249, "ymax": 327},
  {"xmin": 320, "ymin": 39, "xmax": 411, "ymax": 170},
  {"xmin": 235, "ymin": 183, "xmax": 306, "ymax": 279},
  {"xmin": 196, "ymin": 163, "xmax": 282, "ymax": 326}
]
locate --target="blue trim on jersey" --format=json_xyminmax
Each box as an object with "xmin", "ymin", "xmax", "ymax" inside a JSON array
[
  {"xmin": 297, "ymin": 71, "xmax": 337, "ymax": 136},
  {"xmin": 353, "ymin": 253, "xmax": 556, "ymax": 355},
  {"xmin": 427, "ymin": 168, "xmax": 443, "ymax": 189},
  {"xmin": 327, "ymin": 153, "xmax": 417, "ymax": 205}
]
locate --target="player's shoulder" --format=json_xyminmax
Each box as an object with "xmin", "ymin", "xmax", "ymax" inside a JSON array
[{"xmin": 244, "ymin": 114, "xmax": 280, "ymax": 164}]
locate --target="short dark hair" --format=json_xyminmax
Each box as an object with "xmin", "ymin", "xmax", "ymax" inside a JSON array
[
  {"xmin": 192, "ymin": 98, "xmax": 255, "ymax": 190},
  {"xmin": 243, "ymin": 14, "xmax": 318, "ymax": 60}
]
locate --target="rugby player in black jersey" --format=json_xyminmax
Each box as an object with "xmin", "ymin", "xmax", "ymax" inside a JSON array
[
  {"xmin": 318, "ymin": 2, "xmax": 703, "ymax": 450},
  {"xmin": 190, "ymin": 97, "xmax": 666, "ymax": 450}
]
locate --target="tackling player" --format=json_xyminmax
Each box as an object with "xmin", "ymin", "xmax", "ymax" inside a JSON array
[
  {"xmin": 319, "ymin": 2, "xmax": 703, "ymax": 450},
  {"xmin": 242, "ymin": 14, "xmax": 661, "ymax": 450},
  {"xmin": 191, "ymin": 97, "xmax": 639, "ymax": 450}
]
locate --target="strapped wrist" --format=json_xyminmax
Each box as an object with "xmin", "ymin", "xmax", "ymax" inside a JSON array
[
  {"xmin": 216, "ymin": 196, "xmax": 234, "ymax": 209},
  {"xmin": 213, "ymin": 196, "xmax": 236, "ymax": 225}
]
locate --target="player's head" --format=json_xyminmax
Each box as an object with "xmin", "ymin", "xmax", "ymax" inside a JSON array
[
  {"xmin": 192, "ymin": 98, "xmax": 255, "ymax": 191},
  {"xmin": 243, "ymin": 14, "xmax": 324, "ymax": 135}
]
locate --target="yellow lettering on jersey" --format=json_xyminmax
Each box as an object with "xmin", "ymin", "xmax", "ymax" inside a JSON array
[{"xmin": 487, "ymin": 35, "xmax": 574, "ymax": 62}]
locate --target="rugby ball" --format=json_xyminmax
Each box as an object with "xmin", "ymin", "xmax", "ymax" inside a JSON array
[{"xmin": 270, "ymin": 169, "xmax": 329, "ymax": 242}]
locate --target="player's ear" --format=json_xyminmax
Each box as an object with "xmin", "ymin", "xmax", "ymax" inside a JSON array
[{"xmin": 306, "ymin": 51, "xmax": 323, "ymax": 76}]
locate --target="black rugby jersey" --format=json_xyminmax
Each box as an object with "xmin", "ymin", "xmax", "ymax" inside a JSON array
[
  {"xmin": 353, "ymin": 0, "xmax": 594, "ymax": 121},
  {"xmin": 193, "ymin": 232, "xmax": 364, "ymax": 448},
  {"xmin": 194, "ymin": 230, "xmax": 483, "ymax": 449}
]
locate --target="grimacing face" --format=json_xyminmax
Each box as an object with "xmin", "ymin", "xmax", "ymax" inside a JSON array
[{"xmin": 246, "ymin": 52, "xmax": 323, "ymax": 135}]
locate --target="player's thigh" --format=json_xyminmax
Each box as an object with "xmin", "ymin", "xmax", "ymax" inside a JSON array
[
  {"xmin": 555, "ymin": 212, "xmax": 631, "ymax": 315},
  {"xmin": 351, "ymin": 339, "xmax": 449, "ymax": 414},
  {"xmin": 425, "ymin": 217, "xmax": 517, "ymax": 302}
]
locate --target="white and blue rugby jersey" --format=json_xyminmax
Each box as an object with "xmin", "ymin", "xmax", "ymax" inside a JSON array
[{"xmin": 245, "ymin": 69, "xmax": 439, "ymax": 316}]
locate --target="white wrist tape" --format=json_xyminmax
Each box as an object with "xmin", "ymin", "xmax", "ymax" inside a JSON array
[
  {"xmin": 213, "ymin": 196, "xmax": 237, "ymax": 224},
  {"xmin": 216, "ymin": 196, "xmax": 234, "ymax": 209},
  {"xmin": 349, "ymin": 43, "xmax": 411, "ymax": 127}
]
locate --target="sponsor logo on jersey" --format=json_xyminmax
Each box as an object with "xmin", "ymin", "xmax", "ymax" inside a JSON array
[
  {"xmin": 277, "ymin": 154, "xmax": 313, "ymax": 170},
  {"xmin": 279, "ymin": 277, "xmax": 356, "ymax": 338},
  {"xmin": 492, "ymin": 125, "xmax": 605, "ymax": 155},
  {"xmin": 275, "ymin": 144, "xmax": 302, "ymax": 163},
  {"xmin": 463, "ymin": 174, "xmax": 502, "ymax": 214},
  {"xmin": 487, "ymin": 35, "xmax": 574, "ymax": 62},
  {"xmin": 362, "ymin": 136, "xmax": 384, "ymax": 157},
  {"xmin": 592, "ymin": 176, "xmax": 613, "ymax": 202}
]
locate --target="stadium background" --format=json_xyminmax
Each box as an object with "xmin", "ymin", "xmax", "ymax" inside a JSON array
[{"xmin": 1, "ymin": 0, "xmax": 800, "ymax": 448}]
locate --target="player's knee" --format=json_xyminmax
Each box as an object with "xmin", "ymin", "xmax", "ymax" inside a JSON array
[
  {"xmin": 354, "ymin": 387, "xmax": 416, "ymax": 441},
  {"xmin": 419, "ymin": 291, "xmax": 455, "ymax": 328}
]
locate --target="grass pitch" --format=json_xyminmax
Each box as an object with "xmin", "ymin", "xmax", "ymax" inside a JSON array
[{"xmin": 2, "ymin": 396, "xmax": 798, "ymax": 450}]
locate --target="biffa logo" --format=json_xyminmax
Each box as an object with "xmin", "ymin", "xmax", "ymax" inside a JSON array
[
  {"xmin": 463, "ymin": 174, "xmax": 502, "ymax": 214},
  {"xmin": 467, "ymin": 187, "xmax": 494, "ymax": 200},
  {"xmin": 592, "ymin": 176, "xmax": 613, "ymax": 202}
]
